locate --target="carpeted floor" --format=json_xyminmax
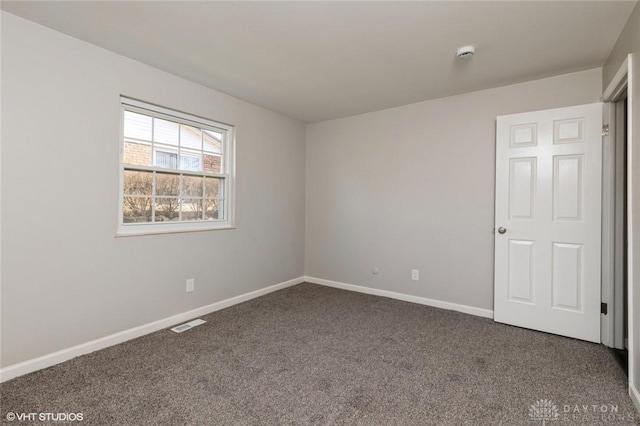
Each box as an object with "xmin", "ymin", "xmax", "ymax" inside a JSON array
[{"xmin": 1, "ymin": 283, "xmax": 638, "ymax": 425}]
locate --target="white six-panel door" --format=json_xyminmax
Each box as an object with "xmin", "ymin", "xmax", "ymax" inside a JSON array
[{"xmin": 494, "ymin": 103, "xmax": 602, "ymax": 343}]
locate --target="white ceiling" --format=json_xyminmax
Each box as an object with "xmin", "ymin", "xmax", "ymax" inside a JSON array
[{"xmin": 2, "ymin": 1, "xmax": 636, "ymax": 123}]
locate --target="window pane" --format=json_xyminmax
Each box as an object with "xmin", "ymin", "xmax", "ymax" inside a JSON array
[
  {"xmin": 205, "ymin": 199, "xmax": 222, "ymax": 220},
  {"xmin": 155, "ymin": 198, "xmax": 180, "ymax": 222},
  {"xmin": 122, "ymin": 197, "xmax": 152, "ymax": 223},
  {"xmin": 205, "ymin": 177, "xmax": 222, "ymax": 198},
  {"xmin": 155, "ymin": 150, "xmax": 177, "ymax": 169},
  {"xmin": 123, "ymin": 141, "xmax": 152, "ymax": 166},
  {"xmin": 123, "ymin": 170, "xmax": 153, "ymax": 195},
  {"xmin": 181, "ymin": 198, "xmax": 203, "ymax": 221},
  {"xmin": 154, "ymin": 118, "xmax": 179, "ymax": 146},
  {"xmin": 182, "ymin": 175, "xmax": 203, "ymax": 197},
  {"xmin": 180, "ymin": 124, "xmax": 202, "ymax": 150},
  {"xmin": 203, "ymin": 130, "xmax": 223, "ymax": 154},
  {"xmin": 156, "ymin": 172, "xmax": 179, "ymax": 196},
  {"xmin": 203, "ymin": 154, "xmax": 222, "ymax": 173},
  {"xmin": 179, "ymin": 153, "xmax": 202, "ymax": 172},
  {"xmin": 124, "ymin": 111, "xmax": 152, "ymax": 141}
]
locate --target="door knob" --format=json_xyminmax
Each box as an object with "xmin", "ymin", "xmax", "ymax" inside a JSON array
[{"xmin": 498, "ymin": 227, "xmax": 507, "ymax": 234}]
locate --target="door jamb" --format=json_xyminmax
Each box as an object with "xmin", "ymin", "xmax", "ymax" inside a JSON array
[
  {"xmin": 602, "ymin": 101, "xmax": 616, "ymax": 347},
  {"xmin": 602, "ymin": 56, "xmax": 629, "ymax": 347}
]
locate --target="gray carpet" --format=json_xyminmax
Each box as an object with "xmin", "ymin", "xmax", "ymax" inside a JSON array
[{"xmin": 1, "ymin": 283, "xmax": 638, "ymax": 425}]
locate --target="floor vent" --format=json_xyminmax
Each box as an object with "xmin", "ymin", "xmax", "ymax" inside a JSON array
[{"xmin": 170, "ymin": 319, "xmax": 206, "ymax": 333}]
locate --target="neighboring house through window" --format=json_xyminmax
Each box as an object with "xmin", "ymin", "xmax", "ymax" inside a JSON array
[{"xmin": 118, "ymin": 97, "xmax": 235, "ymax": 235}]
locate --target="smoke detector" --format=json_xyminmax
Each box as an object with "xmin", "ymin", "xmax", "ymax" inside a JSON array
[{"xmin": 456, "ymin": 46, "xmax": 475, "ymax": 59}]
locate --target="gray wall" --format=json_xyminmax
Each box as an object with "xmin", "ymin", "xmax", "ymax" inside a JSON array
[
  {"xmin": 1, "ymin": 13, "xmax": 306, "ymax": 367},
  {"xmin": 603, "ymin": 2, "xmax": 640, "ymax": 91},
  {"xmin": 602, "ymin": 0, "xmax": 640, "ymax": 407},
  {"xmin": 305, "ymin": 68, "xmax": 602, "ymax": 311}
]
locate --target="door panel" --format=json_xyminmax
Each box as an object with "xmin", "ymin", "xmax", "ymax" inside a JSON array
[
  {"xmin": 553, "ymin": 155, "xmax": 583, "ymax": 220},
  {"xmin": 554, "ymin": 118, "xmax": 584, "ymax": 144},
  {"xmin": 510, "ymin": 158, "xmax": 536, "ymax": 219},
  {"xmin": 495, "ymin": 103, "xmax": 602, "ymax": 343},
  {"xmin": 552, "ymin": 242, "xmax": 582, "ymax": 311},
  {"xmin": 508, "ymin": 240, "xmax": 535, "ymax": 303},
  {"xmin": 510, "ymin": 123, "xmax": 537, "ymax": 147}
]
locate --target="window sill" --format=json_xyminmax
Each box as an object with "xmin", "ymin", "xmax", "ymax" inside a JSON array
[{"xmin": 116, "ymin": 222, "xmax": 236, "ymax": 237}]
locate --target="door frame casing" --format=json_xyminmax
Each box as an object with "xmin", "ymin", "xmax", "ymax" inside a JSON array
[
  {"xmin": 601, "ymin": 54, "xmax": 636, "ymax": 406},
  {"xmin": 602, "ymin": 55, "xmax": 629, "ymax": 348}
]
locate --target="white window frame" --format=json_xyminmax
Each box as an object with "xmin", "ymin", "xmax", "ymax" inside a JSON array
[{"xmin": 118, "ymin": 97, "xmax": 236, "ymax": 236}]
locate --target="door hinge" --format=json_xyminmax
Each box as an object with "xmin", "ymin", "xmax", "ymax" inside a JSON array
[
  {"xmin": 602, "ymin": 124, "xmax": 610, "ymax": 136},
  {"xmin": 601, "ymin": 302, "xmax": 608, "ymax": 315}
]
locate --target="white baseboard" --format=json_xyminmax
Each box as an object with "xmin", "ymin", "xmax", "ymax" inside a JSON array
[
  {"xmin": 0, "ymin": 276, "xmax": 305, "ymax": 383},
  {"xmin": 631, "ymin": 383, "xmax": 640, "ymax": 416},
  {"xmin": 305, "ymin": 276, "xmax": 494, "ymax": 319}
]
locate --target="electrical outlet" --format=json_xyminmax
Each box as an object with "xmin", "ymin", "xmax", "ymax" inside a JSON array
[
  {"xmin": 186, "ymin": 278, "xmax": 195, "ymax": 293},
  {"xmin": 411, "ymin": 269, "xmax": 419, "ymax": 281}
]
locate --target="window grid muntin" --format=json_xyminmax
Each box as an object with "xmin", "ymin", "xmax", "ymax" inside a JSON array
[
  {"xmin": 152, "ymin": 148, "xmax": 202, "ymax": 171},
  {"xmin": 122, "ymin": 167, "xmax": 225, "ymax": 223},
  {"xmin": 123, "ymin": 105, "xmax": 225, "ymax": 174}
]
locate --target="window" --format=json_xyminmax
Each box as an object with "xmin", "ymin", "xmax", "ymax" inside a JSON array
[{"xmin": 118, "ymin": 97, "xmax": 235, "ymax": 235}]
